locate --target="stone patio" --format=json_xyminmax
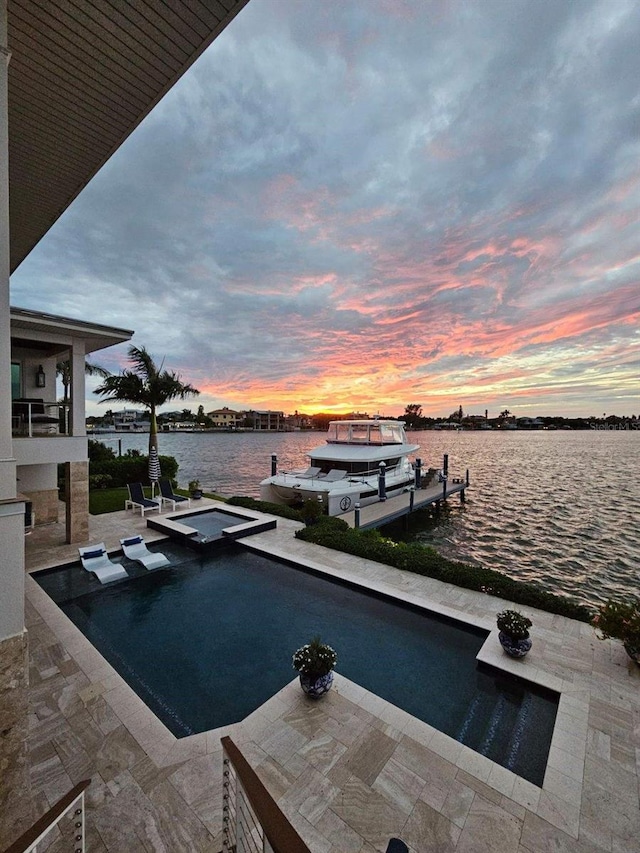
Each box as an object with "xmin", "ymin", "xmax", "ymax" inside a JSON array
[{"xmin": 12, "ymin": 502, "xmax": 640, "ymax": 851}]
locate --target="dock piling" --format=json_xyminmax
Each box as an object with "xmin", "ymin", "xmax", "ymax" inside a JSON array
[
  {"xmin": 343, "ymin": 471, "xmax": 470, "ymax": 529},
  {"xmin": 414, "ymin": 458, "xmax": 422, "ymax": 489},
  {"xmin": 378, "ymin": 462, "xmax": 387, "ymax": 501},
  {"xmin": 271, "ymin": 454, "xmax": 277, "ymax": 476}
]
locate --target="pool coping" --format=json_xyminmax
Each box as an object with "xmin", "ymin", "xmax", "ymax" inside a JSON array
[
  {"xmin": 24, "ymin": 524, "xmax": 598, "ymax": 836},
  {"xmin": 147, "ymin": 504, "xmax": 277, "ymax": 544}
]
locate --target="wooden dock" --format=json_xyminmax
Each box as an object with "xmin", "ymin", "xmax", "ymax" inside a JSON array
[{"xmin": 341, "ymin": 477, "xmax": 468, "ymax": 530}]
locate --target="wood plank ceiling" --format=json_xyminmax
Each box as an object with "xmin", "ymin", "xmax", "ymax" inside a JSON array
[{"xmin": 7, "ymin": 0, "xmax": 249, "ymax": 273}]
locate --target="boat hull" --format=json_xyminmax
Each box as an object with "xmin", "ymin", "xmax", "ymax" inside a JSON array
[{"xmin": 260, "ymin": 469, "xmax": 416, "ymax": 516}]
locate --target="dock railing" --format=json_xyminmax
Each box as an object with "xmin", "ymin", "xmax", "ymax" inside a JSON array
[
  {"xmin": 4, "ymin": 778, "xmax": 90, "ymax": 853},
  {"xmin": 221, "ymin": 736, "xmax": 311, "ymax": 853}
]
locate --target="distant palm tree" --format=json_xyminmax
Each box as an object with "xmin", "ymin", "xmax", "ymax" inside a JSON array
[
  {"xmin": 94, "ymin": 345, "xmax": 199, "ymax": 454},
  {"xmin": 56, "ymin": 359, "xmax": 111, "ymax": 405}
]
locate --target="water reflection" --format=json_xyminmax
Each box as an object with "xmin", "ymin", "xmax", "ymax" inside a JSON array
[{"xmin": 95, "ymin": 430, "xmax": 640, "ymax": 607}]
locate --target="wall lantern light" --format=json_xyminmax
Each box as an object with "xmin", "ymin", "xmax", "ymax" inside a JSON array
[{"xmin": 35, "ymin": 365, "xmax": 46, "ymax": 388}]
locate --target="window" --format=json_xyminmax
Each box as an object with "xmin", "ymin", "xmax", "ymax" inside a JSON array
[{"xmin": 11, "ymin": 362, "xmax": 21, "ymax": 400}]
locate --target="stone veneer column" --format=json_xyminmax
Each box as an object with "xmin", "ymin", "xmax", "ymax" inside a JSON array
[
  {"xmin": 65, "ymin": 461, "xmax": 89, "ymax": 544},
  {"xmin": 22, "ymin": 488, "xmax": 59, "ymax": 525}
]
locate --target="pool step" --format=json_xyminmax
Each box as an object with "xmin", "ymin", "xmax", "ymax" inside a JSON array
[
  {"xmin": 503, "ymin": 692, "xmax": 534, "ymax": 773},
  {"xmin": 456, "ymin": 689, "xmax": 523, "ymax": 766}
]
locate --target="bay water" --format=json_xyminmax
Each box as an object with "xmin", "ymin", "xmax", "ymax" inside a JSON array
[{"xmin": 96, "ymin": 429, "xmax": 639, "ymax": 608}]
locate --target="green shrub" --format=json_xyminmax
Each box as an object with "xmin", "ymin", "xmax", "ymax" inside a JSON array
[
  {"xmin": 296, "ymin": 522, "xmax": 593, "ymax": 622},
  {"xmin": 301, "ymin": 498, "xmax": 324, "ymax": 523},
  {"xmin": 88, "ymin": 473, "xmax": 114, "ymax": 490},
  {"xmin": 593, "ymin": 597, "xmax": 640, "ymax": 656},
  {"xmin": 88, "ymin": 439, "xmax": 116, "ymax": 462},
  {"xmin": 227, "ymin": 495, "xmax": 305, "ymax": 522},
  {"xmin": 89, "ymin": 451, "xmax": 178, "ymax": 488}
]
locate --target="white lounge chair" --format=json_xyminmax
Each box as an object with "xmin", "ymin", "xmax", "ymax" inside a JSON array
[
  {"xmin": 120, "ymin": 535, "xmax": 170, "ymax": 570},
  {"xmin": 320, "ymin": 469, "xmax": 347, "ymax": 482},
  {"xmin": 78, "ymin": 543, "xmax": 128, "ymax": 584},
  {"xmin": 295, "ymin": 466, "xmax": 322, "ymax": 479}
]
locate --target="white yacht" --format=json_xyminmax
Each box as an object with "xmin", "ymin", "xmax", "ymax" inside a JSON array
[{"xmin": 260, "ymin": 419, "xmax": 420, "ymax": 516}]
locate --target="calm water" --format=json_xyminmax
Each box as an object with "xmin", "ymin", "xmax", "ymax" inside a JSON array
[{"xmin": 96, "ymin": 429, "xmax": 640, "ymax": 607}]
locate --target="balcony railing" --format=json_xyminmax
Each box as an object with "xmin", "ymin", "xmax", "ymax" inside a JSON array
[
  {"xmin": 221, "ymin": 736, "xmax": 311, "ymax": 853},
  {"xmin": 11, "ymin": 399, "xmax": 71, "ymax": 436},
  {"xmin": 4, "ymin": 778, "xmax": 90, "ymax": 853}
]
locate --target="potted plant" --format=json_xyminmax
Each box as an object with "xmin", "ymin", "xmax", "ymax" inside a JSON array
[
  {"xmin": 301, "ymin": 497, "xmax": 323, "ymax": 526},
  {"xmin": 292, "ymin": 636, "xmax": 337, "ymax": 698},
  {"xmin": 592, "ymin": 597, "xmax": 640, "ymax": 665},
  {"xmin": 496, "ymin": 609, "xmax": 533, "ymax": 658},
  {"xmin": 188, "ymin": 479, "xmax": 202, "ymax": 500}
]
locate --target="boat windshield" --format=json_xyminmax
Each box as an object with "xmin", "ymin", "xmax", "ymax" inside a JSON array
[{"xmin": 326, "ymin": 421, "xmax": 406, "ymax": 444}]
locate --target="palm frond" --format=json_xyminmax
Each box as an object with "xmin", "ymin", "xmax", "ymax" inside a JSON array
[
  {"xmin": 93, "ymin": 348, "xmax": 199, "ymax": 411},
  {"xmin": 85, "ymin": 362, "xmax": 110, "ymax": 379},
  {"xmin": 127, "ymin": 345, "xmax": 158, "ymax": 380}
]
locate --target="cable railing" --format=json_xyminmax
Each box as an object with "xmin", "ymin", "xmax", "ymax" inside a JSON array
[
  {"xmin": 4, "ymin": 778, "xmax": 90, "ymax": 853},
  {"xmin": 221, "ymin": 736, "xmax": 311, "ymax": 853},
  {"xmin": 11, "ymin": 400, "xmax": 71, "ymax": 436},
  {"xmin": 278, "ymin": 461, "xmax": 404, "ymax": 483}
]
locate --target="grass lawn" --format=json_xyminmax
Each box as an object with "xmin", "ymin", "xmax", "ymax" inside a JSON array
[
  {"xmin": 89, "ymin": 486, "xmax": 222, "ymax": 514},
  {"xmin": 89, "ymin": 487, "xmax": 131, "ymax": 514}
]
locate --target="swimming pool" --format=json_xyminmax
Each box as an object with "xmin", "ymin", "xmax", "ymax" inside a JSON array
[
  {"xmin": 147, "ymin": 507, "xmax": 277, "ymax": 548},
  {"xmin": 169, "ymin": 508, "xmax": 249, "ymax": 537},
  {"xmin": 34, "ymin": 543, "xmax": 558, "ymax": 786}
]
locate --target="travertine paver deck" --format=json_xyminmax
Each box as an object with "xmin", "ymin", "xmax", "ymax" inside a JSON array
[{"xmin": 17, "ymin": 502, "xmax": 640, "ymax": 851}]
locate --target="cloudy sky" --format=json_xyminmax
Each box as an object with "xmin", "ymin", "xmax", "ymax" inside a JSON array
[{"xmin": 11, "ymin": 0, "xmax": 640, "ymax": 418}]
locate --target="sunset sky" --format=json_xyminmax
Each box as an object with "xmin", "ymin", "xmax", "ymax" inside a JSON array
[{"xmin": 11, "ymin": 0, "xmax": 640, "ymax": 418}]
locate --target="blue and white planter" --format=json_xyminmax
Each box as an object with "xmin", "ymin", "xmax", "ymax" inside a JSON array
[
  {"xmin": 498, "ymin": 631, "xmax": 532, "ymax": 658},
  {"xmin": 299, "ymin": 671, "xmax": 334, "ymax": 698}
]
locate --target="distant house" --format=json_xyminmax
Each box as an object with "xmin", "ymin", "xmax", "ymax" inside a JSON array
[
  {"xmin": 465, "ymin": 415, "xmax": 489, "ymax": 428},
  {"xmin": 113, "ymin": 408, "xmax": 148, "ymax": 431},
  {"xmin": 285, "ymin": 412, "xmax": 312, "ymax": 430},
  {"xmin": 208, "ymin": 407, "xmax": 242, "ymax": 428},
  {"xmin": 246, "ymin": 410, "xmax": 285, "ymax": 430},
  {"xmin": 517, "ymin": 417, "xmax": 544, "ymax": 429}
]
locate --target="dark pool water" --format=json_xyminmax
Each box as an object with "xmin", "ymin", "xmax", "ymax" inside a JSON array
[
  {"xmin": 175, "ymin": 508, "xmax": 249, "ymax": 537},
  {"xmin": 35, "ymin": 544, "xmax": 557, "ymax": 785}
]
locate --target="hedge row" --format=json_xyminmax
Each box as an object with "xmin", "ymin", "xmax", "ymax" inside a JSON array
[
  {"xmin": 295, "ymin": 517, "xmax": 594, "ymax": 623},
  {"xmin": 227, "ymin": 495, "xmax": 304, "ymax": 522},
  {"xmin": 88, "ymin": 454, "xmax": 178, "ymax": 489}
]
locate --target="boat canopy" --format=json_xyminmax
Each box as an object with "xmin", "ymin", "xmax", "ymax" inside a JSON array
[
  {"xmin": 308, "ymin": 444, "xmax": 418, "ymax": 464},
  {"xmin": 326, "ymin": 420, "xmax": 408, "ymax": 445}
]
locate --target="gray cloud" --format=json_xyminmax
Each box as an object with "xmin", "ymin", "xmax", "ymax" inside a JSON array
[{"xmin": 11, "ymin": 0, "xmax": 640, "ymax": 417}]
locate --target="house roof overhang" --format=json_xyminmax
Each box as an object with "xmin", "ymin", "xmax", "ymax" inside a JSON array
[
  {"xmin": 10, "ymin": 306, "xmax": 133, "ymax": 355},
  {"xmin": 7, "ymin": 0, "xmax": 249, "ymax": 273}
]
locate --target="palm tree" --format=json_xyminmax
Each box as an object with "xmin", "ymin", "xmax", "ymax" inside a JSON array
[
  {"xmin": 57, "ymin": 359, "xmax": 111, "ymax": 405},
  {"xmin": 94, "ymin": 345, "xmax": 199, "ymax": 454}
]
